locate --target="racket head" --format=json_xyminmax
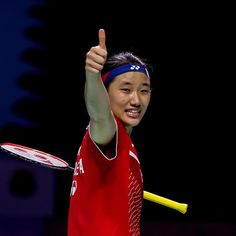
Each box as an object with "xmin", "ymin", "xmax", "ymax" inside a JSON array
[{"xmin": 0, "ymin": 142, "xmax": 74, "ymax": 171}]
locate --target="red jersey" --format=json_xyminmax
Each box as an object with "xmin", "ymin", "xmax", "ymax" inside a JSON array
[{"xmin": 68, "ymin": 117, "xmax": 143, "ymax": 236}]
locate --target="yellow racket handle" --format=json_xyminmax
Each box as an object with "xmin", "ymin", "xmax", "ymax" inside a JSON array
[{"xmin": 143, "ymin": 191, "xmax": 188, "ymax": 214}]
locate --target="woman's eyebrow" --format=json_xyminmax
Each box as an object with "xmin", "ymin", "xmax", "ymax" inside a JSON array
[{"xmin": 142, "ymin": 82, "xmax": 151, "ymax": 87}]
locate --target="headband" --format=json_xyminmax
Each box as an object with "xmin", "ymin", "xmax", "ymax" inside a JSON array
[{"xmin": 102, "ymin": 64, "xmax": 150, "ymax": 86}]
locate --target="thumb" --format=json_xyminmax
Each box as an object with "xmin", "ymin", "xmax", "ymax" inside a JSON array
[{"xmin": 98, "ymin": 28, "xmax": 106, "ymax": 50}]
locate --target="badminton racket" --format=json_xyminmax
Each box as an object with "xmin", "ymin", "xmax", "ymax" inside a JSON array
[
  {"xmin": 0, "ymin": 142, "xmax": 74, "ymax": 171},
  {"xmin": 0, "ymin": 142, "xmax": 188, "ymax": 214}
]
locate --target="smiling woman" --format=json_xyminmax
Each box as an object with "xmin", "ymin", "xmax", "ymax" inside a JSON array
[{"xmin": 68, "ymin": 28, "xmax": 153, "ymax": 236}]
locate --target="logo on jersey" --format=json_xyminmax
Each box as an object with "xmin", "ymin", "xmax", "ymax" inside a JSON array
[
  {"xmin": 70, "ymin": 180, "xmax": 77, "ymax": 196},
  {"xmin": 70, "ymin": 147, "xmax": 85, "ymax": 196},
  {"xmin": 74, "ymin": 158, "xmax": 84, "ymax": 175}
]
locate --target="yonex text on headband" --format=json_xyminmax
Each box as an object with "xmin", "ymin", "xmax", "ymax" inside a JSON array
[{"xmin": 102, "ymin": 64, "xmax": 150, "ymax": 86}]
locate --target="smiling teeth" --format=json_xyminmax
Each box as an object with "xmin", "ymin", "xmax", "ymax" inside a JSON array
[{"xmin": 127, "ymin": 110, "xmax": 139, "ymax": 113}]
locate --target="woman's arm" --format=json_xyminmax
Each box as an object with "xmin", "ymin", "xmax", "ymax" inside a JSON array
[{"xmin": 84, "ymin": 29, "xmax": 116, "ymax": 145}]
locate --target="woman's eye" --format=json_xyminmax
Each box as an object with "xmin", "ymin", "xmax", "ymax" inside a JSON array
[
  {"xmin": 121, "ymin": 88, "xmax": 130, "ymax": 92},
  {"xmin": 141, "ymin": 89, "xmax": 150, "ymax": 94}
]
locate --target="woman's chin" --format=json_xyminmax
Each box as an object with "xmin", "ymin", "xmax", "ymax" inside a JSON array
[{"xmin": 124, "ymin": 117, "xmax": 141, "ymax": 127}]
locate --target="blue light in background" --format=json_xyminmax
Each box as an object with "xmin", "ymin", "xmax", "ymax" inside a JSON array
[{"xmin": 0, "ymin": 0, "xmax": 44, "ymax": 129}]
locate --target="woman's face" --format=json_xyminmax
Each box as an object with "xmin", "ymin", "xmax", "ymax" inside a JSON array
[{"xmin": 107, "ymin": 71, "xmax": 151, "ymax": 132}]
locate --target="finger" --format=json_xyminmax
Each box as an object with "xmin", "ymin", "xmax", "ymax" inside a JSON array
[
  {"xmin": 87, "ymin": 47, "xmax": 106, "ymax": 65},
  {"xmin": 98, "ymin": 28, "xmax": 106, "ymax": 50}
]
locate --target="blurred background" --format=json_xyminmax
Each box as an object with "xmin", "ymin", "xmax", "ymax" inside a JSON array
[{"xmin": 0, "ymin": 0, "xmax": 235, "ymax": 235}]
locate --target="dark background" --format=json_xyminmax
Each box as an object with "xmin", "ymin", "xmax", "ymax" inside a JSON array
[{"xmin": 0, "ymin": 0, "xmax": 235, "ymax": 235}]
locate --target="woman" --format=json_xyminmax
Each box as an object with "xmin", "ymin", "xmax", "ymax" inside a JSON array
[{"xmin": 68, "ymin": 28, "xmax": 152, "ymax": 236}]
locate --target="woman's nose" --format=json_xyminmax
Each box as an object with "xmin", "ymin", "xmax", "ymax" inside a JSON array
[{"xmin": 130, "ymin": 91, "xmax": 141, "ymax": 106}]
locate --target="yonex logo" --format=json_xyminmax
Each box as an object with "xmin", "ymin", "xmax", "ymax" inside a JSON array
[{"xmin": 130, "ymin": 65, "xmax": 141, "ymax": 70}]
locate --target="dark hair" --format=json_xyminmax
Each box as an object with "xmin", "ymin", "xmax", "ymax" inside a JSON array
[{"xmin": 102, "ymin": 51, "xmax": 153, "ymax": 87}]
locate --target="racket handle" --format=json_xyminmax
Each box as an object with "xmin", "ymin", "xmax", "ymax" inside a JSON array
[{"xmin": 143, "ymin": 191, "xmax": 188, "ymax": 214}]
